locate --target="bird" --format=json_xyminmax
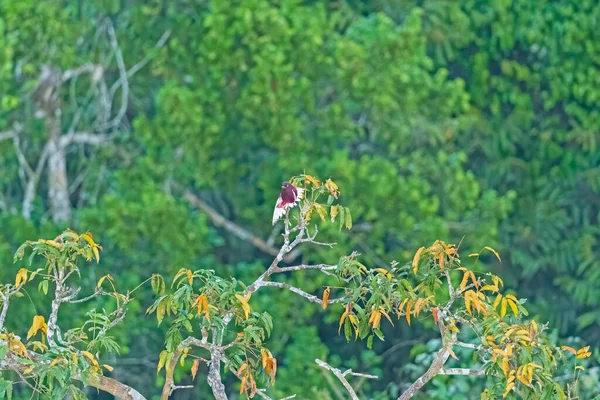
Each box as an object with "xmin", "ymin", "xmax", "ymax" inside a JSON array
[{"xmin": 272, "ymin": 182, "xmax": 305, "ymax": 225}]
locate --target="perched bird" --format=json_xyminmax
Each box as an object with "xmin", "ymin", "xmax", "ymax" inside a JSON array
[{"xmin": 272, "ymin": 182, "xmax": 305, "ymax": 225}]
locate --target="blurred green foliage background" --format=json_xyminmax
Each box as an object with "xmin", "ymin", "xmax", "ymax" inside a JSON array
[{"xmin": 1, "ymin": 0, "xmax": 599, "ymax": 398}]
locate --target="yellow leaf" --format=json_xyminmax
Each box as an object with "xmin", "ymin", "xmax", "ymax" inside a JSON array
[
  {"xmin": 500, "ymin": 298, "xmax": 507, "ymax": 318},
  {"xmin": 330, "ymin": 205, "xmax": 339, "ymax": 222},
  {"xmin": 406, "ymin": 300, "xmax": 412, "ymax": 325},
  {"xmin": 465, "ymin": 291, "xmax": 472, "ymax": 315},
  {"xmin": 503, "ymin": 381, "xmax": 514, "ymax": 398},
  {"xmin": 561, "ymin": 346, "xmax": 577, "ymax": 355},
  {"xmin": 93, "ymin": 246, "xmax": 100, "ymax": 263},
  {"xmin": 338, "ymin": 311, "xmax": 348, "ymax": 334},
  {"xmin": 438, "ymin": 253, "xmax": 445, "ymax": 270},
  {"xmin": 97, "ymin": 275, "xmax": 108, "ymax": 288},
  {"xmin": 507, "ymin": 299, "xmax": 518, "ymax": 317},
  {"xmin": 371, "ymin": 310, "xmax": 382, "ymax": 329},
  {"xmin": 325, "ymin": 179, "xmax": 339, "ymax": 199},
  {"xmin": 484, "ymin": 246, "xmax": 501, "ymax": 262},
  {"xmin": 375, "ymin": 268, "xmax": 392, "ymax": 280},
  {"xmin": 575, "ymin": 365, "xmax": 585, "ymax": 371},
  {"xmin": 15, "ymin": 268, "xmax": 28, "ymax": 287},
  {"xmin": 480, "ymin": 285, "xmax": 498, "ymax": 293},
  {"xmin": 501, "ymin": 356, "xmax": 509, "ymax": 376},
  {"xmin": 186, "ymin": 270, "xmax": 193, "ymax": 285},
  {"xmin": 80, "ymin": 233, "xmax": 94, "ymax": 247},
  {"xmin": 27, "ymin": 315, "xmax": 48, "ymax": 339},
  {"xmin": 103, "ymin": 364, "xmax": 114, "ymax": 372},
  {"xmin": 322, "ymin": 287, "xmax": 330, "ymax": 310},
  {"xmin": 157, "ymin": 350, "xmax": 168, "ymax": 373},
  {"xmin": 504, "ymin": 294, "xmax": 518, "ymax": 302},
  {"xmin": 412, "ymin": 247, "xmax": 425, "ymax": 275},
  {"xmin": 304, "ymin": 174, "xmax": 320, "ymax": 187},
  {"xmin": 468, "ymin": 253, "xmax": 479, "ymax": 257},
  {"xmin": 50, "ymin": 358, "xmax": 66, "ymax": 367},
  {"xmin": 493, "ymin": 294, "xmax": 503, "ymax": 310},
  {"xmin": 191, "ymin": 359, "xmax": 200, "ymax": 380},
  {"xmin": 235, "ymin": 294, "xmax": 251, "ymax": 319}
]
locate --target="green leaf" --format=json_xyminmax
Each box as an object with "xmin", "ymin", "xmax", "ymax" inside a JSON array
[
  {"xmin": 343, "ymin": 318, "xmax": 352, "ymax": 341},
  {"xmin": 373, "ymin": 328, "xmax": 385, "ymax": 341},
  {"xmin": 367, "ymin": 335, "xmax": 374, "ymax": 350}
]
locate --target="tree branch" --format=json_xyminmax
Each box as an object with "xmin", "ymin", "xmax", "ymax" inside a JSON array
[
  {"xmin": 438, "ymin": 368, "xmax": 484, "ymax": 376},
  {"xmin": 256, "ymin": 281, "xmax": 344, "ymax": 306},
  {"xmin": 182, "ymin": 189, "xmax": 300, "ymax": 262},
  {"xmin": 315, "ymin": 359, "xmax": 377, "ymax": 400},
  {"xmin": 0, "ymin": 350, "xmax": 146, "ymax": 400},
  {"xmin": 397, "ymin": 348, "xmax": 450, "ymax": 400}
]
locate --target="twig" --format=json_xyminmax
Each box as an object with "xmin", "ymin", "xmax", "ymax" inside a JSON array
[
  {"xmin": 256, "ymin": 281, "xmax": 345, "ymax": 306},
  {"xmin": 315, "ymin": 359, "xmax": 377, "ymax": 400}
]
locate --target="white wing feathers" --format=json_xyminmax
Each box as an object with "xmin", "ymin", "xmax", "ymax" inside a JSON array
[
  {"xmin": 272, "ymin": 196, "xmax": 286, "ymax": 225},
  {"xmin": 272, "ymin": 187, "xmax": 305, "ymax": 225}
]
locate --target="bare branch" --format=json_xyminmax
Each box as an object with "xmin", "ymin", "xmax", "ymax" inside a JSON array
[
  {"xmin": 439, "ymin": 368, "xmax": 484, "ymax": 376},
  {"xmin": 0, "ymin": 292, "xmax": 9, "ymax": 330},
  {"xmin": 315, "ymin": 359, "xmax": 377, "ymax": 400},
  {"xmin": 103, "ymin": 21, "xmax": 129, "ymax": 131},
  {"xmin": 182, "ymin": 188, "xmax": 299, "ymax": 261},
  {"xmin": 61, "ymin": 64, "xmax": 102, "ymax": 83}
]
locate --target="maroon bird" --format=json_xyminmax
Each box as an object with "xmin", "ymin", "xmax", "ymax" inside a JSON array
[{"xmin": 272, "ymin": 182, "xmax": 305, "ymax": 225}]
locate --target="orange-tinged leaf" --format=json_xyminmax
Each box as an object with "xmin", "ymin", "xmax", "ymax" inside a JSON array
[
  {"xmin": 304, "ymin": 174, "xmax": 320, "ymax": 187},
  {"xmin": 191, "ymin": 359, "xmax": 200, "ymax": 380},
  {"xmin": 438, "ymin": 253, "xmax": 445, "ymax": 270},
  {"xmin": 240, "ymin": 376, "xmax": 247, "ymax": 395},
  {"xmin": 271, "ymin": 357, "xmax": 277, "ymax": 381},
  {"xmin": 432, "ymin": 307, "xmax": 439, "ymax": 324},
  {"xmin": 484, "ymin": 246, "xmax": 501, "ymax": 262},
  {"xmin": 465, "ymin": 291, "xmax": 472, "ymax": 315},
  {"xmin": 469, "ymin": 271, "xmax": 479, "ymax": 290},
  {"xmin": 261, "ymin": 349, "xmax": 269, "ymax": 368},
  {"xmin": 412, "ymin": 247, "xmax": 425, "ymax": 275},
  {"xmin": 459, "ymin": 272, "xmax": 470, "ymax": 291},
  {"xmin": 561, "ymin": 346, "xmax": 577, "ymax": 355},
  {"xmin": 322, "ymin": 287, "xmax": 330, "ymax": 310},
  {"xmin": 380, "ymin": 310, "xmax": 394, "ymax": 327},
  {"xmin": 405, "ymin": 300, "xmax": 412, "ymax": 325},
  {"xmin": 265, "ymin": 358, "xmax": 272, "ymax": 376},
  {"xmin": 15, "ymin": 268, "xmax": 28, "ymax": 287}
]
